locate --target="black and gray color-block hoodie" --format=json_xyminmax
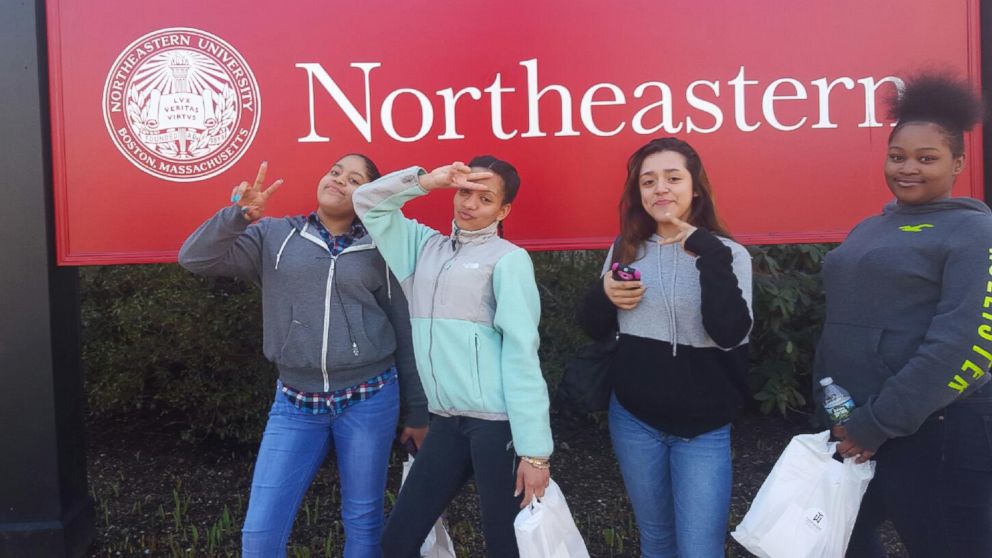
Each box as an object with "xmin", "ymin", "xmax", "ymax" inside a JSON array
[{"xmin": 581, "ymin": 229, "xmax": 753, "ymax": 438}]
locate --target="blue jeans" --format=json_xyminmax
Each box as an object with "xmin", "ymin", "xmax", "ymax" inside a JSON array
[
  {"xmin": 609, "ymin": 394, "xmax": 731, "ymax": 558},
  {"xmin": 242, "ymin": 378, "xmax": 399, "ymax": 558}
]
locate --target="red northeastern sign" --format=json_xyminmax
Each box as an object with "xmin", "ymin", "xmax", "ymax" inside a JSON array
[{"xmin": 48, "ymin": 0, "xmax": 984, "ymax": 265}]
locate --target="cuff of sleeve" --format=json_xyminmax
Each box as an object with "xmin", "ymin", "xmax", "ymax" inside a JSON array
[
  {"xmin": 516, "ymin": 445, "xmax": 554, "ymax": 459},
  {"xmin": 842, "ymin": 406, "xmax": 889, "ymax": 452},
  {"xmin": 411, "ymin": 166, "xmax": 429, "ymax": 193},
  {"xmin": 401, "ymin": 406, "xmax": 429, "ymax": 428},
  {"xmin": 683, "ymin": 227, "xmax": 725, "ymax": 256},
  {"xmin": 223, "ymin": 204, "xmax": 252, "ymax": 229}
]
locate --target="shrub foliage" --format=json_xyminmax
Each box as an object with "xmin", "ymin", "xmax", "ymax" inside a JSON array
[{"xmin": 81, "ymin": 244, "xmax": 832, "ymax": 441}]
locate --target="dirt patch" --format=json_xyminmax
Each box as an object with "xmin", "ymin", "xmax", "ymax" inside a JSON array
[{"xmin": 85, "ymin": 409, "xmax": 905, "ymax": 557}]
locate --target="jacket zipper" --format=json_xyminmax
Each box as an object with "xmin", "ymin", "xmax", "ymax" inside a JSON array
[
  {"xmin": 320, "ymin": 258, "xmax": 335, "ymax": 391},
  {"xmin": 427, "ymin": 241, "xmax": 463, "ymax": 410},
  {"xmin": 303, "ymin": 235, "xmax": 377, "ymax": 392}
]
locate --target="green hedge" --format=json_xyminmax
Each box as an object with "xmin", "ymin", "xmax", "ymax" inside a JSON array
[{"xmin": 81, "ymin": 244, "xmax": 831, "ymax": 442}]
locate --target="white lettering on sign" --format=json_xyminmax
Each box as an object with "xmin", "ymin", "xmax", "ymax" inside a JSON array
[{"xmin": 296, "ymin": 59, "xmax": 903, "ymax": 144}]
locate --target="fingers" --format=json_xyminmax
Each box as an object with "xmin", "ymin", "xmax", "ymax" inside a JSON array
[
  {"xmin": 521, "ymin": 487, "xmax": 536, "ymax": 508},
  {"xmin": 605, "ymin": 278, "xmax": 645, "ymax": 301},
  {"xmin": 425, "ymin": 163, "xmax": 493, "ymax": 190},
  {"xmin": 252, "ymin": 161, "xmax": 268, "ymax": 191},
  {"xmin": 518, "ymin": 470, "xmax": 549, "ymax": 508},
  {"xmin": 836, "ymin": 439, "xmax": 869, "ymax": 460},
  {"xmin": 465, "ymin": 171, "xmax": 494, "ymax": 181},
  {"xmin": 514, "ymin": 465, "xmax": 524, "ymax": 499},
  {"xmin": 404, "ymin": 426, "xmax": 428, "ymax": 449},
  {"xmin": 604, "ymin": 275, "xmax": 643, "ymax": 291},
  {"xmin": 836, "ymin": 439, "xmax": 854, "ymax": 457},
  {"xmin": 831, "ymin": 424, "xmax": 848, "ymax": 440},
  {"xmin": 607, "ymin": 293, "xmax": 645, "ymax": 310},
  {"xmin": 659, "ymin": 212, "xmax": 690, "ymax": 229},
  {"xmin": 856, "ymin": 450, "xmax": 875, "ymax": 464},
  {"xmin": 230, "ymin": 182, "xmax": 248, "ymax": 203},
  {"xmin": 611, "ymin": 286, "xmax": 645, "ymax": 299},
  {"xmin": 260, "ymin": 179, "xmax": 284, "ymax": 200}
]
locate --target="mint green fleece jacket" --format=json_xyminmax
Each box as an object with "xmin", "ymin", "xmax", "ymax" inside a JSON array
[{"xmin": 353, "ymin": 167, "xmax": 553, "ymax": 457}]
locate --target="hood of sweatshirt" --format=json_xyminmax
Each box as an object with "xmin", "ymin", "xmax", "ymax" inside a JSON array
[{"xmin": 881, "ymin": 196, "xmax": 991, "ymax": 217}]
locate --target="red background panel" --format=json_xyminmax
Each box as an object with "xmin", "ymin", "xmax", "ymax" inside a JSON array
[{"xmin": 48, "ymin": 0, "xmax": 984, "ymax": 264}]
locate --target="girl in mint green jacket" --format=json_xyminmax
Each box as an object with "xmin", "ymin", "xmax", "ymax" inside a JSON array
[{"xmin": 354, "ymin": 156, "xmax": 552, "ymax": 557}]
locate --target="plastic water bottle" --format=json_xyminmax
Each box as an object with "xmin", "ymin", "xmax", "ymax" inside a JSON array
[{"xmin": 820, "ymin": 377, "xmax": 855, "ymax": 424}]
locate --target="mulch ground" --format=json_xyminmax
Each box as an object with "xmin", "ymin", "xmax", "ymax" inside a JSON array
[{"xmin": 85, "ymin": 409, "xmax": 906, "ymax": 557}]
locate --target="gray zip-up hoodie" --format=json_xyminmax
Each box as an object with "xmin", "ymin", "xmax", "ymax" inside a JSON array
[
  {"xmin": 813, "ymin": 197, "xmax": 992, "ymax": 451},
  {"xmin": 178, "ymin": 204, "xmax": 427, "ymax": 427}
]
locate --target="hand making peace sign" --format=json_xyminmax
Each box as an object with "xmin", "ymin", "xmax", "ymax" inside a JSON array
[{"xmin": 230, "ymin": 161, "xmax": 284, "ymax": 222}]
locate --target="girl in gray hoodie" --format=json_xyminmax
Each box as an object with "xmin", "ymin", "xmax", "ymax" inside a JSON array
[
  {"xmin": 179, "ymin": 155, "xmax": 427, "ymax": 558},
  {"xmin": 813, "ymin": 75, "xmax": 992, "ymax": 557}
]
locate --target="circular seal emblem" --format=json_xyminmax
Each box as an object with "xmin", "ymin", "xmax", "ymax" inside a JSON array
[{"xmin": 102, "ymin": 28, "xmax": 261, "ymax": 182}]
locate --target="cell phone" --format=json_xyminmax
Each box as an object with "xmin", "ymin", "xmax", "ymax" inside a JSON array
[
  {"xmin": 403, "ymin": 438, "xmax": 418, "ymax": 457},
  {"xmin": 611, "ymin": 262, "xmax": 641, "ymax": 281}
]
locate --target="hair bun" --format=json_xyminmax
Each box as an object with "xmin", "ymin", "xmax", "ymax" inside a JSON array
[{"xmin": 888, "ymin": 73, "xmax": 985, "ymax": 133}]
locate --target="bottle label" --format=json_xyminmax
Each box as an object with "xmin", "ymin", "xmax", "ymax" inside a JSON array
[{"xmin": 826, "ymin": 399, "xmax": 855, "ymax": 423}]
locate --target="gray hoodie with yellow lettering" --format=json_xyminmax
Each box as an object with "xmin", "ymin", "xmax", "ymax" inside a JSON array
[{"xmin": 813, "ymin": 197, "xmax": 992, "ymax": 451}]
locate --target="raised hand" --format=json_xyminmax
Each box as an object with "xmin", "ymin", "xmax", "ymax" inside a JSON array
[
  {"xmin": 417, "ymin": 161, "xmax": 493, "ymax": 192},
  {"xmin": 230, "ymin": 161, "xmax": 283, "ymax": 222},
  {"xmin": 659, "ymin": 213, "xmax": 698, "ymax": 252}
]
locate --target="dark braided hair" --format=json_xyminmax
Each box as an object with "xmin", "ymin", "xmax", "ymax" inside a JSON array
[
  {"xmin": 887, "ymin": 74, "xmax": 986, "ymax": 157},
  {"xmin": 467, "ymin": 155, "xmax": 521, "ymax": 204}
]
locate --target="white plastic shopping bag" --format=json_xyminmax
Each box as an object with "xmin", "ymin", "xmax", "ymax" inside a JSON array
[
  {"xmin": 514, "ymin": 478, "xmax": 590, "ymax": 558},
  {"xmin": 731, "ymin": 430, "xmax": 875, "ymax": 558},
  {"xmin": 401, "ymin": 456, "xmax": 457, "ymax": 558}
]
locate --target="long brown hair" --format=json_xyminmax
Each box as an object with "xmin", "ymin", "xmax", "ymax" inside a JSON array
[{"xmin": 616, "ymin": 137, "xmax": 731, "ymax": 264}]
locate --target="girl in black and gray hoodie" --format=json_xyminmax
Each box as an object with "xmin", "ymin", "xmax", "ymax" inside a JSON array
[{"xmin": 581, "ymin": 137, "xmax": 752, "ymax": 558}]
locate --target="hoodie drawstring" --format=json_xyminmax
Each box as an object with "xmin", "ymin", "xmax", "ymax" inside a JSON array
[
  {"xmin": 385, "ymin": 263, "xmax": 393, "ymax": 301},
  {"xmin": 656, "ymin": 242, "xmax": 680, "ymax": 356}
]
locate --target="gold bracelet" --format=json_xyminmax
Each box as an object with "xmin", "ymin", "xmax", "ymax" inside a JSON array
[{"xmin": 520, "ymin": 456, "xmax": 551, "ymax": 470}]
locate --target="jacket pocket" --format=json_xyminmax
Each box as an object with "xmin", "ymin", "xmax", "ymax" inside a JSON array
[
  {"xmin": 329, "ymin": 303, "xmax": 374, "ymax": 362},
  {"xmin": 278, "ymin": 316, "xmax": 319, "ymax": 369}
]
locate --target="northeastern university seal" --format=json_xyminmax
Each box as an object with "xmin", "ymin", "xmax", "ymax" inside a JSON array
[{"xmin": 102, "ymin": 28, "xmax": 261, "ymax": 182}]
